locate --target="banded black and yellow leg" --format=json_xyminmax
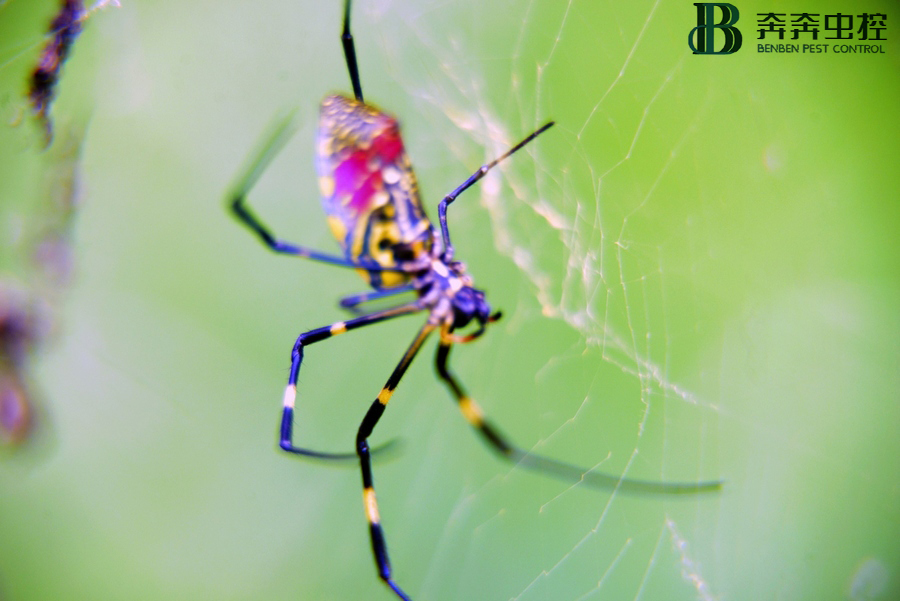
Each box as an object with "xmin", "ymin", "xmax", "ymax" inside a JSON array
[
  {"xmin": 280, "ymin": 303, "xmax": 423, "ymax": 460},
  {"xmin": 436, "ymin": 122, "xmax": 555, "ymax": 261},
  {"xmin": 435, "ymin": 331, "xmax": 724, "ymax": 495},
  {"xmin": 356, "ymin": 322, "xmax": 436, "ymax": 601},
  {"xmin": 339, "ymin": 284, "xmax": 416, "ymax": 314},
  {"xmin": 227, "ymin": 107, "xmax": 415, "ymax": 274},
  {"xmin": 227, "ymin": 110, "xmax": 364, "ymax": 269},
  {"xmin": 341, "ymin": 0, "xmax": 363, "ymax": 102}
]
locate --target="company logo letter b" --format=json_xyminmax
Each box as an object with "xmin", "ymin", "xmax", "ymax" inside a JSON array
[{"xmin": 689, "ymin": 3, "xmax": 742, "ymax": 54}]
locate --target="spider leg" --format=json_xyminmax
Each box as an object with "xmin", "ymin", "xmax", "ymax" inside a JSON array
[
  {"xmin": 434, "ymin": 331, "xmax": 723, "ymax": 495},
  {"xmin": 228, "ymin": 110, "xmax": 409, "ymax": 273},
  {"xmin": 356, "ymin": 321, "xmax": 436, "ymax": 601},
  {"xmin": 437, "ymin": 121, "xmax": 555, "ymax": 261},
  {"xmin": 341, "ymin": 0, "xmax": 363, "ymax": 102},
  {"xmin": 280, "ymin": 302, "xmax": 423, "ymax": 461},
  {"xmin": 339, "ymin": 284, "xmax": 416, "ymax": 314}
]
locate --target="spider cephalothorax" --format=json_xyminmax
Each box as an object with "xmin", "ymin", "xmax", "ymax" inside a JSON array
[{"xmin": 413, "ymin": 256, "xmax": 495, "ymax": 337}]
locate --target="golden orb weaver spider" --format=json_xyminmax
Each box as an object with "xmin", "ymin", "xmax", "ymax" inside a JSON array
[{"xmin": 228, "ymin": 1, "xmax": 723, "ymax": 599}]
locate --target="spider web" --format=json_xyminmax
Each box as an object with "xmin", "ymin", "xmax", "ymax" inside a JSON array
[
  {"xmin": 359, "ymin": 1, "xmax": 723, "ymax": 599},
  {"xmin": 354, "ymin": 2, "xmax": 898, "ymax": 601}
]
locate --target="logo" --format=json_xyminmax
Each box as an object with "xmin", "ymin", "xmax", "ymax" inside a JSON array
[
  {"xmin": 756, "ymin": 12, "xmax": 887, "ymax": 54},
  {"xmin": 687, "ymin": 5, "xmax": 889, "ymax": 55},
  {"xmin": 689, "ymin": 3, "xmax": 743, "ymax": 54}
]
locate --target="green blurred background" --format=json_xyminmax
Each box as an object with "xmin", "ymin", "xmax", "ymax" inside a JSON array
[{"xmin": 1, "ymin": 1, "xmax": 897, "ymax": 600}]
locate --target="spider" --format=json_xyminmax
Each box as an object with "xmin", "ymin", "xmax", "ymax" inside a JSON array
[{"xmin": 228, "ymin": 2, "xmax": 722, "ymax": 599}]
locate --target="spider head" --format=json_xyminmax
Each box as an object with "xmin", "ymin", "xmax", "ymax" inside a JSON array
[
  {"xmin": 450, "ymin": 287, "xmax": 501, "ymax": 343},
  {"xmin": 451, "ymin": 286, "xmax": 490, "ymax": 329},
  {"xmin": 426, "ymin": 260, "xmax": 501, "ymax": 341}
]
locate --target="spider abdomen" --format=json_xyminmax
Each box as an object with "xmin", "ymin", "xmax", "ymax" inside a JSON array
[{"xmin": 316, "ymin": 95, "xmax": 434, "ymax": 289}]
